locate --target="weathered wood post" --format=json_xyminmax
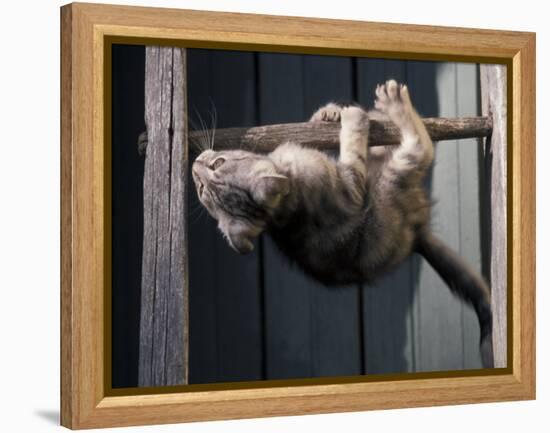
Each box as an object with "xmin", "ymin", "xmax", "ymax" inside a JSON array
[
  {"xmin": 480, "ymin": 64, "xmax": 507, "ymax": 368},
  {"xmin": 139, "ymin": 46, "xmax": 188, "ymax": 386}
]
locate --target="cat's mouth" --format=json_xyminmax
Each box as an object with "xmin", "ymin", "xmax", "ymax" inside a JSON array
[{"xmin": 197, "ymin": 182, "xmax": 204, "ymax": 197}]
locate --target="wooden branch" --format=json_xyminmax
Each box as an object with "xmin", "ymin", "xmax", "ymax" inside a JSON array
[
  {"xmin": 189, "ymin": 117, "xmax": 492, "ymax": 153},
  {"xmin": 139, "ymin": 46, "xmax": 188, "ymax": 387}
]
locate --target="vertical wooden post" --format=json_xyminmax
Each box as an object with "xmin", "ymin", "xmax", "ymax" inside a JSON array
[
  {"xmin": 139, "ymin": 47, "xmax": 188, "ymax": 386},
  {"xmin": 480, "ymin": 64, "xmax": 507, "ymax": 368}
]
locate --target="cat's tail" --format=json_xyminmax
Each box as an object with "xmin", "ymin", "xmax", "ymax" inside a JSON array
[{"xmin": 415, "ymin": 231, "xmax": 494, "ymax": 368}]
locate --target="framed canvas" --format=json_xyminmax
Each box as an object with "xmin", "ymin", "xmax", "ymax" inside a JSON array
[{"xmin": 60, "ymin": 2, "xmax": 535, "ymax": 429}]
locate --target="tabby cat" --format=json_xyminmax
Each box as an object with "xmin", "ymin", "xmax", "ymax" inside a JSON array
[{"xmin": 191, "ymin": 80, "xmax": 493, "ymax": 368}]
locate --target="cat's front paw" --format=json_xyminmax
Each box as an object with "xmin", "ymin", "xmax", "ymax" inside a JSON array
[
  {"xmin": 310, "ymin": 102, "xmax": 343, "ymax": 122},
  {"xmin": 340, "ymin": 106, "xmax": 369, "ymax": 132},
  {"xmin": 374, "ymin": 80, "xmax": 412, "ymax": 123}
]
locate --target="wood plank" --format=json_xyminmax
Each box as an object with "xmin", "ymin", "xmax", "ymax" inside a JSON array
[
  {"xmin": 409, "ymin": 61, "xmax": 465, "ymax": 372},
  {"xmin": 111, "ymin": 44, "xmax": 146, "ymax": 388},
  {"xmin": 139, "ymin": 47, "xmax": 188, "ymax": 387},
  {"xmin": 60, "ymin": 5, "xmax": 73, "ymax": 426},
  {"xmin": 75, "ymin": 3, "xmax": 532, "ymax": 60},
  {"xmin": 186, "ymin": 49, "xmax": 218, "ymax": 384},
  {"xmin": 456, "ymin": 63, "xmax": 484, "ymax": 369},
  {"xmin": 187, "ymin": 49, "xmax": 263, "ymax": 383},
  {"xmin": 302, "ymin": 55, "xmax": 362, "ymax": 377},
  {"xmin": 90, "ymin": 374, "xmax": 528, "ymax": 428},
  {"xmin": 260, "ymin": 53, "xmax": 363, "ymax": 379},
  {"xmin": 480, "ymin": 64, "xmax": 508, "ymax": 368},
  {"xmin": 513, "ymin": 34, "xmax": 536, "ymax": 393},
  {"xmin": 207, "ymin": 50, "xmax": 263, "ymax": 383},
  {"xmin": 258, "ymin": 52, "xmax": 313, "ymax": 380},
  {"xmin": 356, "ymin": 58, "xmax": 415, "ymax": 374}
]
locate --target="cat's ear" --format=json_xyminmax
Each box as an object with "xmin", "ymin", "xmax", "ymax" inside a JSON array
[{"xmin": 254, "ymin": 174, "xmax": 290, "ymax": 208}]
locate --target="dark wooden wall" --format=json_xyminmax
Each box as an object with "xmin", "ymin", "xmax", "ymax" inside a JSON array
[
  {"xmin": 111, "ymin": 46, "xmax": 488, "ymax": 387},
  {"xmin": 111, "ymin": 44, "xmax": 145, "ymax": 388}
]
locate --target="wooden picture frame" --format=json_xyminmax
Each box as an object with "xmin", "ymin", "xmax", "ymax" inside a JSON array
[{"xmin": 61, "ymin": 2, "xmax": 535, "ymax": 429}]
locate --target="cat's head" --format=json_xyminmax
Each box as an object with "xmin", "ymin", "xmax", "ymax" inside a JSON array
[{"xmin": 192, "ymin": 149, "xmax": 290, "ymax": 254}]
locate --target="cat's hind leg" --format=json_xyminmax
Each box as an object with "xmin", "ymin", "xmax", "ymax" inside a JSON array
[{"xmin": 375, "ymin": 80, "xmax": 434, "ymax": 179}]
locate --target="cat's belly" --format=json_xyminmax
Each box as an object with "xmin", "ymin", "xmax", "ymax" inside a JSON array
[
  {"xmin": 268, "ymin": 222, "xmax": 414, "ymax": 287},
  {"xmin": 268, "ymin": 230, "xmax": 373, "ymax": 286},
  {"xmin": 299, "ymin": 249, "xmax": 365, "ymax": 286}
]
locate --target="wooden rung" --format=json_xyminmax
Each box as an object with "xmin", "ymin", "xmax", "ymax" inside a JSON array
[{"xmin": 189, "ymin": 116, "xmax": 492, "ymax": 153}]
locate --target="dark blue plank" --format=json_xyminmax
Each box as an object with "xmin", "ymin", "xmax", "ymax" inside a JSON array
[
  {"xmin": 302, "ymin": 55, "xmax": 362, "ymax": 377},
  {"xmin": 187, "ymin": 49, "xmax": 219, "ymax": 384},
  {"xmin": 187, "ymin": 49, "xmax": 263, "ymax": 384},
  {"xmin": 259, "ymin": 52, "xmax": 363, "ymax": 379},
  {"xmin": 111, "ymin": 44, "xmax": 146, "ymax": 388},
  {"xmin": 407, "ymin": 60, "xmax": 465, "ymax": 372},
  {"xmin": 356, "ymin": 58, "xmax": 415, "ymax": 374},
  {"xmin": 456, "ymin": 63, "xmax": 484, "ymax": 369},
  {"xmin": 258, "ymin": 53, "xmax": 313, "ymax": 379}
]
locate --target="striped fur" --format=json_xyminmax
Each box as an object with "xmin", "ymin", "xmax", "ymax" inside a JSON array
[{"xmin": 191, "ymin": 80, "xmax": 493, "ymax": 367}]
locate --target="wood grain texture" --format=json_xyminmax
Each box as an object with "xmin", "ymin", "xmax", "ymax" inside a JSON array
[
  {"xmin": 60, "ymin": 4, "xmax": 74, "ymax": 428},
  {"xmin": 512, "ymin": 34, "xmax": 536, "ymax": 395},
  {"xmin": 111, "ymin": 44, "xmax": 146, "ymax": 388},
  {"xmin": 139, "ymin": 47, "xmax": 188, "ymax": 387},
  {"xmin": 187, "ymin": 49, "xmax": 264, "ymax": 384},
  {"xmin": 356, "ymin": 59, "xmax": 414, "ymax": 375},
  {"xmin": 258, "ymin": 53, "xmax": 314, "ymax": 381},
  {"xmin": 481, "ymin": 64, "xmax": 508, "ymax": 369},
  {"xmin": 412, "ymin": 61, "xmax": 466, "ymax": 372},
  {"xmin": 72, "ymin": 3, "xmax": 531, "ymax": 58},
  {"xmin": 194, "ymin": 117, "xmax": 492, "ymax": 152},
  {"xmin": 61, "ymin": 3, "xmax": 107, "ymax": 427},
  {"xmin": 257, "ymin": 53, "xmax": 363, "ymax": 380},
  {"xmin": 456, "ymin": 63, "xmax": 485, "ymax": 369},
  {"xmin": 60, "ymin": 2, "xmax": 535, "ymax": 428},
  {"xmin": 185, "ymin": 50, "xmax": 218, "ymax": 385},
  {"xmin": 301, "ymin": 55, "xmax": 363, "ymax": 378},
  {"xmin": 84, "ymin": 375, "xmax": 528, "ymax": 428}
]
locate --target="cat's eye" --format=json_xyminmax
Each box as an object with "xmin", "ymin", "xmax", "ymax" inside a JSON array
[{"xmin": 209, "ymin": 157, "xmax": 225, "ymax": 171}]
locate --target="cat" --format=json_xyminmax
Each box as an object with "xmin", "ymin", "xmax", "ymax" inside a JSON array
[{"xmin": 191, "ymin": 79, "xmax": 494, "ymax": 368}]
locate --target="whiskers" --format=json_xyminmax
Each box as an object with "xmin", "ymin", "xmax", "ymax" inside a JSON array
[
  {"xmin": 188, "ymin": 101, "xmax": 218, "ymax": 155},
  {"xmin": 187, "ymin": 101, "xmax": 218, "ymax": 225},
  {"xmin": 188, "ymin": 200, "xmax": 208, "ymax": 225},
  {"xmin": 187, "ymin": 189, "xmax": 209, "ymax": 225}
]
